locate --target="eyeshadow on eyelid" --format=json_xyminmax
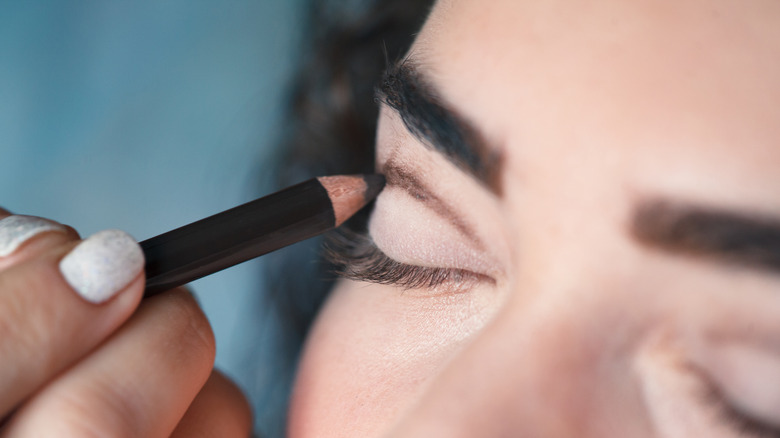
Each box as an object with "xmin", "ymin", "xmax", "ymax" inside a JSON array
[
  {"xmin": 380, "ymin": 159, "xmax": 485, "ymax": 251},
  {"xmin": 368, "ymin": 186, "xmax": 499, "ymax": 277}
]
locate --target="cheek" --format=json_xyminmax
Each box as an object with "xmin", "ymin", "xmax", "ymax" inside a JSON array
[{"xmin": 288, "ymin": 279, "xmax": 498, "ymax": 438}]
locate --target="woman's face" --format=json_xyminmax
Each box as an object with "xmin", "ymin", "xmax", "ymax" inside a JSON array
[{"xmin": 289, "ymin": 0, "xmax": 780, "ymax": 436}]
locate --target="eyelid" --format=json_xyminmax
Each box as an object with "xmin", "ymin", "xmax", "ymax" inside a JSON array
[
  {"xmin": 368, "ymin": 183, "xmax": 502, "ymax": 278},
  {"xmin": 381, "ymin": 160, "xmax": 485, "ymax": 251},
  {"xmin": 324, "ymin": 228, "xmax": 494, "ymax": 294}
]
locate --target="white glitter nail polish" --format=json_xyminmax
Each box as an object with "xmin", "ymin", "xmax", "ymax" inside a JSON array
[
  {"xmin": 60, "ymin": 229, "xmax": 145, "ymax": 304},
  {"xmin": 0, "ymin": 215, "xmax": 67, "ymax": 257}
]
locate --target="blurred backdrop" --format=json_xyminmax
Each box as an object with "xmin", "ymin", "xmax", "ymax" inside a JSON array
[{"xmin": 0, "ymin": 0, "xmax": 305, "ymax": 414}]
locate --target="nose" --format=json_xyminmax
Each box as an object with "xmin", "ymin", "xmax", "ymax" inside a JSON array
[{"xmin": 385, "ymin": 285, "xmax": 655, "ymax": 438}]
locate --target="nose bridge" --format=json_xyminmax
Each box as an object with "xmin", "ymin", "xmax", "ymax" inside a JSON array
[{"xmin": 388, "ymin": 272, "xmax": 651, "ymax": 438}]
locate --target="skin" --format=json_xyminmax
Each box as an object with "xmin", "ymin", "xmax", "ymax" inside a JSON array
[
  {"xmin": 289, "ymin": 0, "xmax": 780, "ymax": 437},
  {"xmin": 0, "ymin": 207, "xmax": 251, "ymax": 437}
]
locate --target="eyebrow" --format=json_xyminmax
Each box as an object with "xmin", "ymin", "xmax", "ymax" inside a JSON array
[
  {"xmin": 632, "ymin": 200, "xmax": 780, "ymax": 273},
  {"xmin": 377, "ymin": 60, "xmax": 504, "ymax": 194}
]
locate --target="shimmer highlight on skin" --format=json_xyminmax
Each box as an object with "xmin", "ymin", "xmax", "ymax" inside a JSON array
[
  {"xmin": 380, "ymin": 159, "xmax": 484, "ymax": 250},
  {"xmin": 369, "ymin": 184, "xmax": 499, "ymax": 277}
]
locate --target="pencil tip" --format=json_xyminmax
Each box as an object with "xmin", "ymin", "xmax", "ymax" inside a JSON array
[{"xmin": 318, "ymin": 174, "xmax": 386, "ymax": 226}]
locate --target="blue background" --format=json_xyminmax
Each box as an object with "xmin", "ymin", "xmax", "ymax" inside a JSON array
[{"xmin": 0, "ymin": 1, "xmax": 306, "ymax": 431}]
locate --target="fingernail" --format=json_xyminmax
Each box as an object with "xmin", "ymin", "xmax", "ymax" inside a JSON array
[
  {"xmin": 60, "ymin": 229, "xmax": 145, "ymax": 304},
  {"xmin": 0, "ymin": 215, "xmax": 67, "ymax": 257}
]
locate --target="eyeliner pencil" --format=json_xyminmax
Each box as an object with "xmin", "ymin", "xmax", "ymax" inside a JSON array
[{"xmin": 141, "ymin": 174, "xmax": 385, "ymax": 297}]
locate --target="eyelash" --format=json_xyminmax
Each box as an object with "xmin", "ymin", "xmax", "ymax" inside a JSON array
[
  {"xmin": 694, "ymin": 366, "xmax": 780, "ymax": 438},
  {"xmin": 323, "ymin": 228, "xmax": 491, "ymax": 293}
]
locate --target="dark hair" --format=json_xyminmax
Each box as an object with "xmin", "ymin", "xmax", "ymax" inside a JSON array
[{"xmin": 245, "ymin": 1, "xmax": 434, "ymax": 436}]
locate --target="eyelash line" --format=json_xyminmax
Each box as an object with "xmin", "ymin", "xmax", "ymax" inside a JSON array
[
  {"xmin": 323, "ymin": 228, "xmax": 493, "ymax": 292},
  {"xmin": 691, "ymin": 363, "xmax": 780, "ymax": 438}
]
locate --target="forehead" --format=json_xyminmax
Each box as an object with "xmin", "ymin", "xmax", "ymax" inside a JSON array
[{"xmin": 412, "ymin": 0, "xmax": 780, "ymax": 211}]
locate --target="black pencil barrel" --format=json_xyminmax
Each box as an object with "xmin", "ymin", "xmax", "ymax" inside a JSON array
[{"xmin": 141, "ymin": 178, "xmax": 334, "ymax": 296}]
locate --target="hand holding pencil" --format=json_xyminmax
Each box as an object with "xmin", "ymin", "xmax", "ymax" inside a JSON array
[{"xmin": 0, "ymin": 174, "xmax": 383, "ymax": 436}]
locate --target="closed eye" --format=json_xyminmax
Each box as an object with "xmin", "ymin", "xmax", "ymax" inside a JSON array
[
  {"xmin": 323, "ymin": 228, "xmax": 494, "ymax": 294},
  {"xmin": 691, "ymin": 363, "xmax": 780, "ymax": 438}
]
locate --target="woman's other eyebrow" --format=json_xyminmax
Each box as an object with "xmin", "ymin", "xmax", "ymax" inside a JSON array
[
  {"xmin": 632, "ymin": 200, "xmax": 780, "ymax": 273},
  {"xmin": 377, "ymin": 60, "xmax": 504, "ymax": 195}
]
